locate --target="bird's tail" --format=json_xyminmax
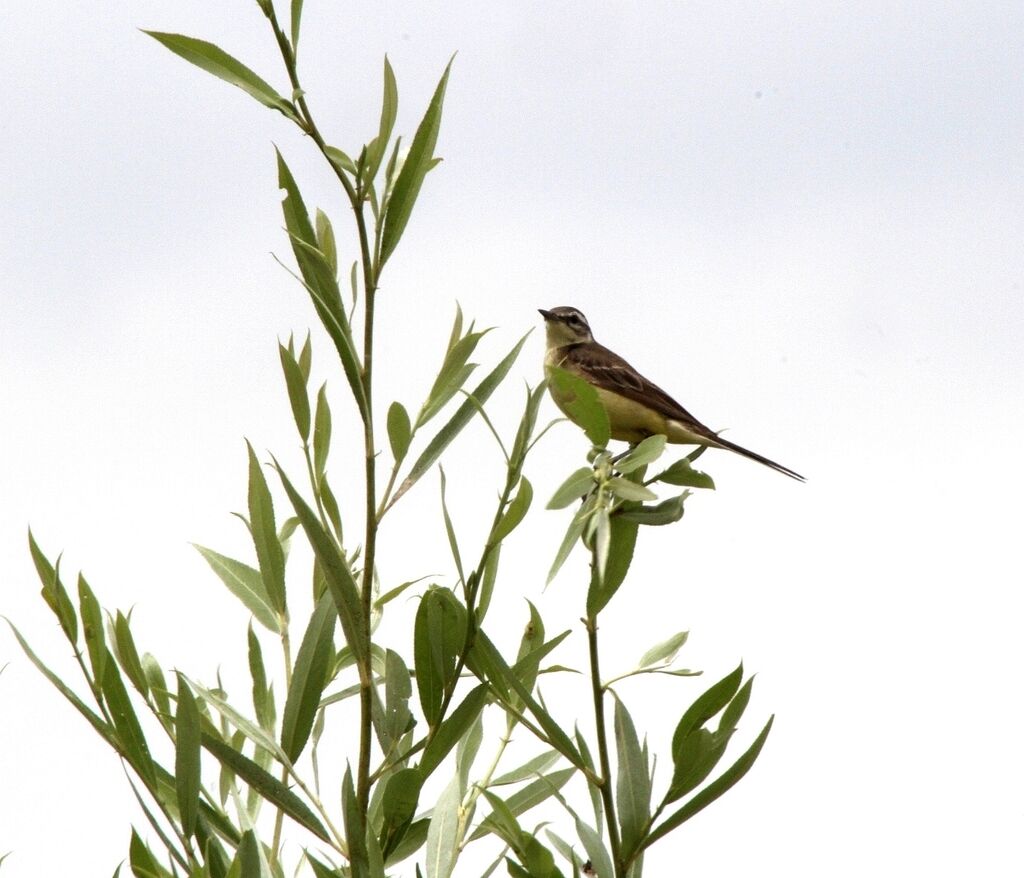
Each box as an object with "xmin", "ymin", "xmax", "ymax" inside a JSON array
[{"xmin": 712, "ymin": 434, "xmax": 806, "ymax": 482}]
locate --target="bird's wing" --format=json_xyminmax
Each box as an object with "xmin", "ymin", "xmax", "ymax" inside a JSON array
[{"xmin": 562, "ymin": 343, "xmax": 717, "ymax": 439}]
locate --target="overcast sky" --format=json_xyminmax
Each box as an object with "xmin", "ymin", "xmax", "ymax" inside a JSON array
[{"xmin": 2, "ymin": 3, "xmax": 1022, "ymax": 876}]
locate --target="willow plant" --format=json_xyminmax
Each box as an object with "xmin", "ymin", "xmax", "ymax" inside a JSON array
[{"xmin": 7, "ymin": 4, "xmax": 773, "ymax": 877}]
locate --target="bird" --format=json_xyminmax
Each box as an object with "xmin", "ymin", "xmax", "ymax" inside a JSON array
[{"xmin": 539, "ymin": 306, "xmax": 805, "ymax": 481}]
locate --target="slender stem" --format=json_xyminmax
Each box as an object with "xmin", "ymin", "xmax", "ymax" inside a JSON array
[
  {"xmin": 586, "ymin": 615, "xmax": 623, "ymax": 877},
  {"xmin": 267, "ymin": 5, "xmax": 380, "ymax": 821},
  {"xmin": 455, "ymin": 721, "xmax": 514, "ymax": 853}
]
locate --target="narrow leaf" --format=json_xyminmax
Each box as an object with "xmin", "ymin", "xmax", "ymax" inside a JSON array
[
  {"xmin": 387, "ymin": 401, "xmax": 412, "ymax": 463},
  {"xmin": 380, "ymin": 59, "xmax": 453, "ymax": 266},
  {"xmin": 193, "ymin": 545, "xmax": 279, "ymax": 633},
  {"xmin": 144, "ymin": 32, "xmax": 297, "ymax": 120},
  {"xmin": 614, "ymin": 435, "xmax": 666, "ymax": 474},
  {"xmin": 491, "ymin": 477, "xmax": 533, "ymax": 544},
  {"xmin": 585, "ymin": 515, "xmax": 638, "ymax": 617},
  {"xmin": 393, "ymin": 334, "xmax": 528, "ymax": 508},
  {"xmin": 247, "ymin": 441, "xmax": 286, "ymax": 616},
  {"xmin": 419, "ymin": 682, "xmax": 489, "ymax": 779},
  {"xmin": 313, "ymin": 384, "xmax": 333, "ymax": 478},
  {"xmin": 275, "ymin": 465, "xmax": 366, "ymax": 667},
  {"xmin": 201, "ymin": 733, "xmax": 330, "ymax": 842},
  {"xmin": 643, "ymin": 716, "xmax": 774, "ymax": 850},
  {"xmin": 425, "ymin": 774, "xmax": 460, "ymax": 878},
  {"xmin": 175, "ymin": 674, "xmax": 202, "ymax": 837},
  {"xmin": 279, "ymin": 344, "xmax": 311, "ymax": 442},
  {"xmin": 290, "ymin": 0, "xmax": 304, "ymax": 51},
  {"xmin": 637, "ymin": 631, "xmax": 689, "ymax": 670},
  {"xmin": 547, "ymin": 468, "xmax": 594, "ymax": 510},
  {"xmin": 77, "ymin": 574, "xmax": 106, "ymax": 684},
  {"xmin": 651, "ymin": 457, "xmax": 715, "ymax": 490},
  {"xmin": 613, "ymin": 698, "xmax": 650, "ymax": 858},
  {"xmin": 102, "ymin": 657, "xmax": 157, "ymax": 789},
  {"xmin": 616, "ymin": 493, "xmax": 687, "ymax": 526},
  {"xmin": 280, "ymin": 593, "xmax": 337, "ymax": 761}
]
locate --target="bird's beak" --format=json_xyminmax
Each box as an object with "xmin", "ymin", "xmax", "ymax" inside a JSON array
[{"xmin": 538, "ymin": 309, "xmax": 552, "ymax": 320}]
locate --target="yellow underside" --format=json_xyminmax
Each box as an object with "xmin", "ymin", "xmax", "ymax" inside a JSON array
[{"xmin": 546, "ymin": 364, "xmax": 711, "ymax": 446}]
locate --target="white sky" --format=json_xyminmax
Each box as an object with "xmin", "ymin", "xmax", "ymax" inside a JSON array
[{"xmin": 2, "ymin": 2, "xmax": 1023, "ymax": 876}]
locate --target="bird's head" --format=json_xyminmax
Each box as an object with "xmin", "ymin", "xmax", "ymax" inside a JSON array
[{"xmin": 538, "ymin": 306, "xmax": 594, "ymax": 347}]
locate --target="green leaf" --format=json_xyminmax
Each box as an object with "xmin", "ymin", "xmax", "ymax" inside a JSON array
[
  {"xmin": 671, "ymin": 664, "xmax": 743, "ymax": 753},
  {"xmin": 313, "ymin": 384, "xmax": 333, "ymax": 479},
  {"xmin": 380, "ymin": 59, "xmax": 453, "ymax": 267},
  {"xmin": 386, "ymin": 819, "xmax": 429, "ymax": 867},
  {"xmin": 189, "ymin": 679, "xmax": 282, "ymax": 755},
  {"xmin": 420, "ymin": 324, "xmax": 489, "ymax": 425},
  {"xmin": 438, "ymin": 468, "xmax": 465, "ymax": 586},
  {"xmin": 666, "ymin": 727, "xmax": 722, "ymax": 804},
  {"xmin": 491, "ymin": 477, "xmax": 533, "ymax": 544},
  {"xmin": 650, "ymin": 457, "xmax": 715, "ymax": 490},
  {"xmin": 246, "ymin": 441, "xmax": 286, "ymax": 617},
  {"xmin": 247, "ymin": 624, "xmax": 275, "ymax": 731},
  {"xmin": 468, "ymin": 631, "xmax": 582, "ymax": 769},
  {"xmin": 290, "ymin": 0, "xmax": 304, "ymax": 51},
  {"xmin": 141, "ymin": 654, "xmax": 171, "ymax": 724},
  {"xmin": 605, "ymin": 477, "xmax": 657, "ymax": 503},
  {"xmin": 393, "ymin": 334, "xmax": 528, "ymax": 509},
  {"xmin": 298, "ymin": 331, "xmax": 313, "ymax": 381},
  {"xmin": 193, "ymin": 545, "xmax": 280, "ymax": 633},
  {"xmin": 413, "ymin": 587, "xmax": 465, "ymax": 727},
  {"xmin": 574, "ymin": 727, "xmax": 603, "ymax": 829},
  {"xmin": 424, "ymin": 774, "xmax": 461, "ymax": 878},
  {"xmin": 4, "ymin": 619, "xmax": 113, "ymax": 744},
  {"xmin": 275, "ymin": 465, "xmax": 366, "ymax": 667},
  {"xmin": 720, "ymin": 677, "xmax": 754, "ymax": 735},
  {"xmin": 616, "ymin": 493, "xmax": 688, "ymax": 526},
  {"xmin": 573, "ymin": 819, "xmax": 613, "ymax": 878},
  {"xmin": 113, "ymin": 611, "xmax": 149, "ymax": 697},
  {"xmin": 477, "ymin": 542, "xmax": 500, "ymax": 622},
  {"xmin": 613, "ymin": 698, "xmax": 650, "ymax": 858},
  {"xmin": 174, "ymin": 674, "xmax": 202, "ymax": 838},
  {"xmin": 470, "ymin": 768, "xmax": 575, "ymax": 841},
  {"xmin": 102, "ymin": 656, "xmax": 157, "ymax": 789},
  {"xmin": 314, "ymin": 210, "xmax": 338, "ymax": 277},
  {"xmin": 281, "ymin": 593, "xmax": 337, "ymax": 761},
  {"xmin": 342, "ymin": 767, "xmax": 370, "ymax": 878},
  {"xmin": 201, "ymin": 733, "xmax": 330, "ymax": 841},
  {"xmin": 28, "ymin": 532, "xmax": 77, "ymax": 642},
  {"xmin": 382, "ymin": 649, "xmax": 413, "ymax": 752},
  {"xmin": 547, "ymin": 468, "xmax": 594, "ymax": 510},
  {"xmin": 374, "ymin": 575, "xmax": 429, "ymax": 611},
  {"xmin": 365, "ymin": 56, "xmax": 399, "ymax": 186},
  {"xmin": 456, "ymin": 710, "xmax": 483, "ymax": 792},
  {"xmin": 129, "ymin": 828, "xmax": 170, "ymax": 878},
  {"xmin": 547, "ymin": 501, "xmax": 590, "ymax": 585},
  {"xmin": 491, "ymin": 749, "xmax": 561, "ymax": 786},
  {"xmin": 614, "ymin": 434, "xmax": 666, "ymax": 473},
  {"xmin": 637, "ymin": 631, "xmax": 689, "ymax": 670},
  {"xmin": 419, "ymin": 682, "xmax": 489, "ymax": 779},
  {"xmin": 643, "ymin": 716, "xmax": 774, "ymax": 850},
  {"xmin": 380, "ymin": 767, "xmax": 423, "ymax": 857},
  {"xmin": 279, "ymin": 344, "xmax": 311, "ymax": 442},
  {"xmin": 143, "ymin": 32, "xmax": 297, "ymax": 121},
  {"xmin": 585, "ymin": 515, "xmax": 638, "ymax": 617},
  {"xmin": 276, "ymin": 151, "xmax": 367, "ymax": 420},
  {"xmin": 78, "ymin": 573, "xmax": 106, "ymax": 685},
  {"xmin": 238, "ymin": 829, "xmax": 261, "ymax": 878},
  {"xmin": 387, "ymin": 401, "xmax": 413, "ymax": 463},
  {"xmin": 546, "ymin": 367, "xmax": 610, "ymax": 447}
]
